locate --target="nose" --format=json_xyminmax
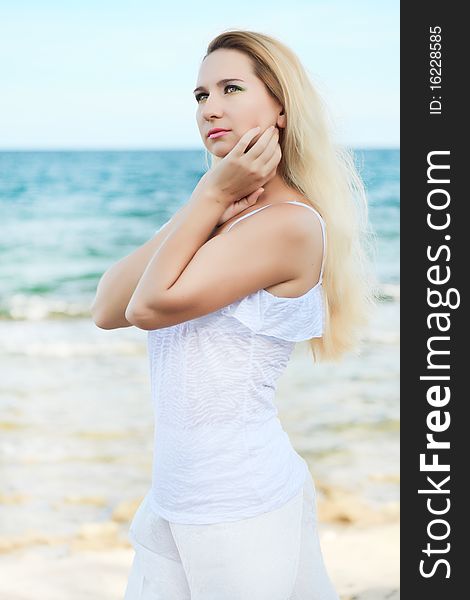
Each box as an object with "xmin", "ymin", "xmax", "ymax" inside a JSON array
[{"xmin": 200, "ymin": 92, "xmax": 224, "ymax": 121}]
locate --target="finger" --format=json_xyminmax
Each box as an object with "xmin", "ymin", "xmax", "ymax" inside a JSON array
[
  {"xmin": 246, "ymin": 188, "xmax": 264, "ymax": 204},
  {"xmin": 256, "ymin": 128, "xmax": 279, "ymax": 165},
  {"xmin": 261, "ymin": 142, "xmax": 282, "ymax": 174},
  {"xmin": 245, "ymin": 125, "xmax": 278, "ymax": 160},
  {"xmin": 242, "ymin": 127, "xmax": 276, "ymax": 156},
  {"xmin": 261, "ymin": 127, "xmax": 280, "ymax": 161},
  {"xmin": 233, "ymin": 126, "xmax": 261, "ymax": 156}
]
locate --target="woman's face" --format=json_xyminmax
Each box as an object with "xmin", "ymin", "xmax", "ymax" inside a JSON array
[{"xmin": 194, "ymin": 48, "xmax": 284, "ymax": 157}]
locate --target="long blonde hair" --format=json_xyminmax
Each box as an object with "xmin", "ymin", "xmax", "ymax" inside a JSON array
[{"xmin": 202, "ymin": 30, "xmax": 378, "ymax": 362}]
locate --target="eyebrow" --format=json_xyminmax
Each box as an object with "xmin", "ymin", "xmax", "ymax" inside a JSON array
[{"xmin": 193, "ymin": 78, "xmax": 245, "ymax": 94}]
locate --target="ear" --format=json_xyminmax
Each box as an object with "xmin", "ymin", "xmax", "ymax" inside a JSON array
[{"xmin": 276, "ymin": 108, "xmax": 287, "ymax": 129}]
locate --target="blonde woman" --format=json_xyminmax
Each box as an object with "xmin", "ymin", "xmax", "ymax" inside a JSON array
[{"xmin": 92, "ymin": 29, "xmax": 375, "ymax": 600}]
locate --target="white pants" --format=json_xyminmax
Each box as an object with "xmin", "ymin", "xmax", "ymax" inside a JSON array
[{"xmin": 124, "ymin": 473, "xmax": 339, "ymax": 600}]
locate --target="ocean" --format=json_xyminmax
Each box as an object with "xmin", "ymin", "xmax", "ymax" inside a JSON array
[
  {"xmin": 0, "ymin": 149, "xmax": 399, "ymax": 548},
  {"xmin": 0, "ymin": 149, "xmax": 399, "ymax": 319}
]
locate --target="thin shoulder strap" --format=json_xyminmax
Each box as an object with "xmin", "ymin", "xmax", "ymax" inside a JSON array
[
  {"xmin": 283, "ymin": 201, "xmax": 326, "ymax": 283},
  {"xmin": 226, "ymin": 204, "xmax": 276, "ymax": 232},
  {"xmin": 225, "ymin": 200, "xmax": 327, "ymax": 283},
  {"xmin": 154, "ymin": 217, "xmax": 171, "ymax": 235}
]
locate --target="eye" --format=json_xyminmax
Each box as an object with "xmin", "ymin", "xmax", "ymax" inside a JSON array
[{"xmin": 195, "ymin": 84, "xmax": 243, "ymax": 103}]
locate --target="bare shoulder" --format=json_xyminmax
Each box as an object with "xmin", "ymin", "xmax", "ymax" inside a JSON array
[
  {"xmin": 224, "ymin": 200, "xmax": 323, "ymax": 252},
  {"xmin": 128, "ymin": 200, "xmax": 326, "ymax": 328},
  {"xmin": 222, "ymin": 200, "xmax": 324, "ymax": 296}
]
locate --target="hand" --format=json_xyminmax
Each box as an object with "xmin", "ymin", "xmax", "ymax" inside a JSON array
[
  {"xmin": 202, "ymin": 125, "xmax": 282, "ymax": 211},
  {"xmin": 214, "ymin": 190, "xmax": 266, "ymax": 227}
]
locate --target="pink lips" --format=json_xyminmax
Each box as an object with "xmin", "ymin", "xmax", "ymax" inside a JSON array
[{"xmin": 208, "ymin": 130, "xmax": 230, "ymax": 139}]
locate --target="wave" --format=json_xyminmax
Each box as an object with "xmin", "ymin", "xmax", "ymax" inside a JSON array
[{"xmin": 0, "ymin": 284, "xmax": 400, "ymax": 322}]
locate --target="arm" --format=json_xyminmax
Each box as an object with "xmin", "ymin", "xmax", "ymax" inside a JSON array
[
  {"xmin": 124, "ymin": 125, "xmax": 286, "ymax": 329},
  {"xmin": 91, "ymin": 209, "xmax": 220, "ymax": 330},
  {"xmin": 90, "ymin": 221, "xmax": 173, "ymax": 329},
  {"xmin": 124, "ymin": 177, "xmax": 223, "ymax": 327},
  {"xmin": 125, "ymin": 189, "xmax": 314, "ymax": 330}
]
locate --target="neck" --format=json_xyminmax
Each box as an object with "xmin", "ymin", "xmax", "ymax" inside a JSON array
[{"xmin": 255, "ymin": 173, "xmax": 286, "ymax": 204}]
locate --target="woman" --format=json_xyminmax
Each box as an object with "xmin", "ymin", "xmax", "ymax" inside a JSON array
[{"xmin": 92, "ymin": 29, "xmax": 375, "ymax": 600}]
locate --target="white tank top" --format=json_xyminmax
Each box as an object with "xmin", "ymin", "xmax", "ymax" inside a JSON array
[{"xmin": 147, "ymin": 201, "xmax": 326, "ymax": 524}]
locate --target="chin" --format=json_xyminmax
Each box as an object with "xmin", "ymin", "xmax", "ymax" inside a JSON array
[
  {"xmin": 206, "ymin": 142, "xmax": 233, "ymax": 158},
  {"xmin": 214, "ymin": 149, "xmax": 231, "ymax": 158}
]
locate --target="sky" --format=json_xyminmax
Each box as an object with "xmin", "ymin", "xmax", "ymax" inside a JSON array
[{"xmin": 0, "ymin": 0, "xmax": 399, "ymax": 149}]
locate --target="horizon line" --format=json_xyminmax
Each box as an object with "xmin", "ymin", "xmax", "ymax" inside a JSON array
[{"xmin": 0, "ymin": 145, "xmax": 400, "ymax": 152}]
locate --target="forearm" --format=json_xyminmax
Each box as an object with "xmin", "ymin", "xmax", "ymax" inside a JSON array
[
  {"xmin": 125, "ymin": 178, "xmax": 223, "ymax": 322},
  {"xmin": 90, "ymin": 231, "xmax": 169, "ymax": 329},
  {"xmin": 91, "ymin": 209, "xmax": 185, "ymax": 328}
]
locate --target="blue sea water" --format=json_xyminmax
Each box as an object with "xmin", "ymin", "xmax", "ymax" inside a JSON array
[
  {"xmin": 0, "ymin": 150, "xmax": 400, "ymax": 526},
  {"xmin": 0, "ymin": 149, "xmax": 398, "ymax": 319}
]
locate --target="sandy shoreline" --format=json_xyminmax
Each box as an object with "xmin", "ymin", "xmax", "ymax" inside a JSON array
[
  {"xmin": 1, "ymin": 313, "xmax": 399, "ymax": 598},
  {"xmin": 0, "ymin": 487, "xmax": 399, "ymax": 599},
  {"xmin": 0, "ymin": 518, "xmax": 399, "ymax": 600}
]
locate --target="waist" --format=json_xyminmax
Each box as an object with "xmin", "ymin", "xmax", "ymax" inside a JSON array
[{"xmin": 150, "ymin": 416, "xmax": 308, "ymax": 523}]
